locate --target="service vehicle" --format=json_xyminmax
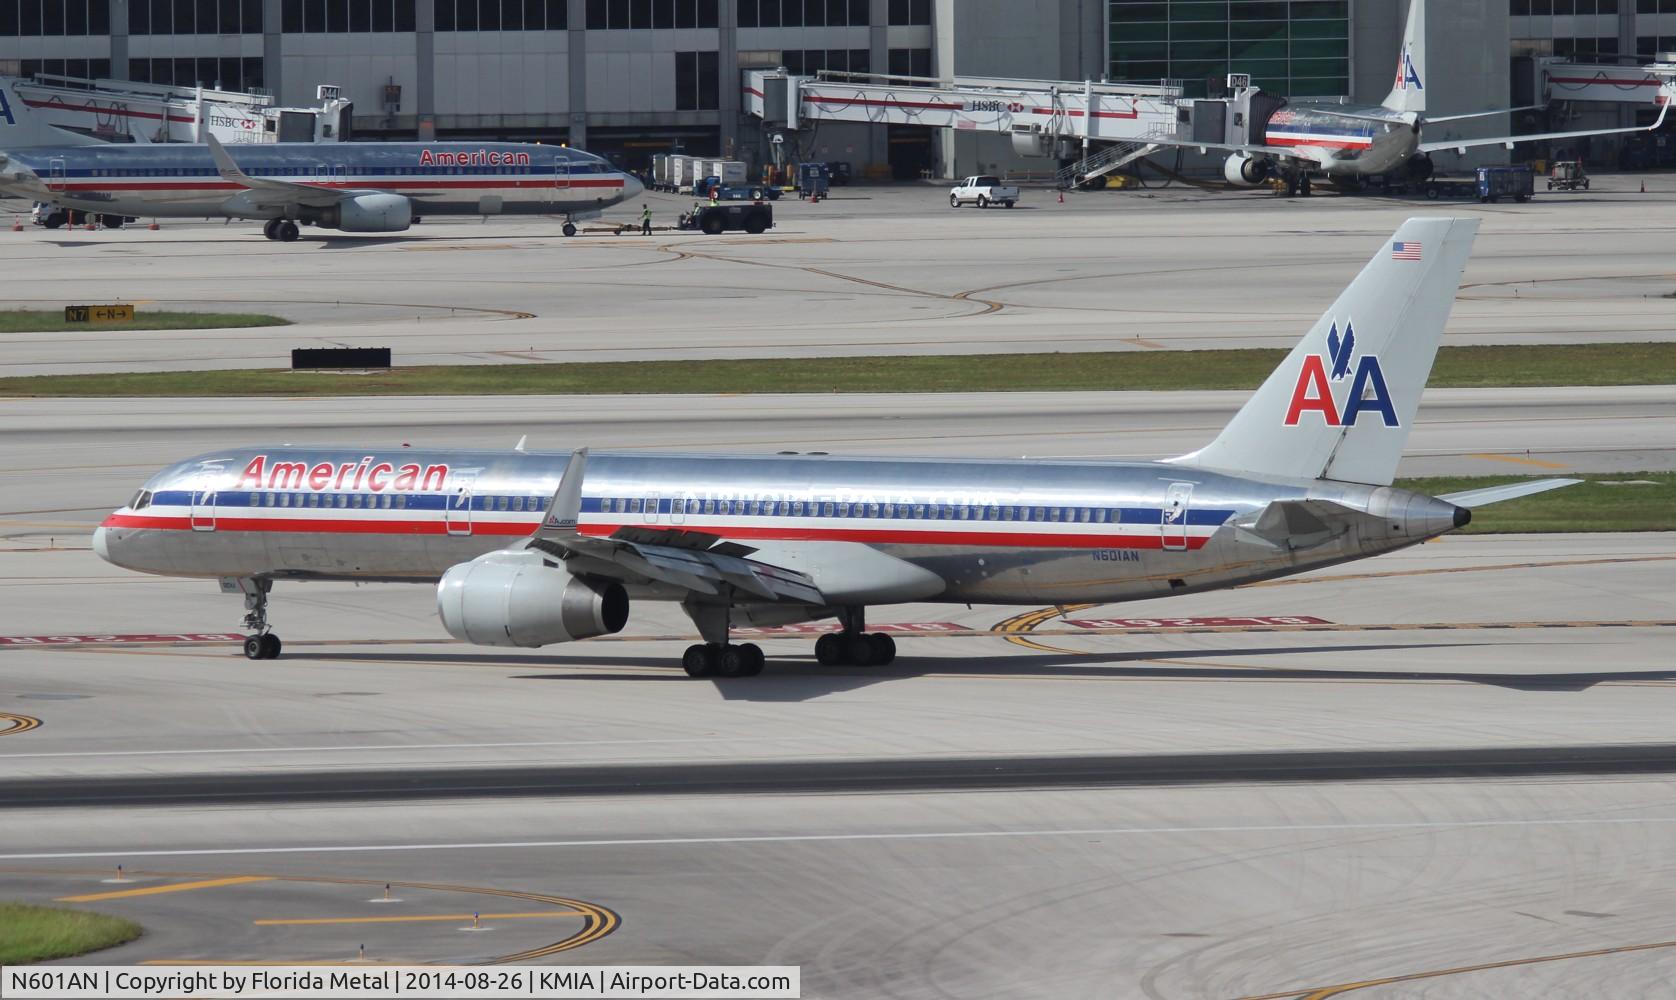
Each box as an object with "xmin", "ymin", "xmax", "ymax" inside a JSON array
[
  {"xmin": 827, "ymin": 161, "xmax": 853, "ymax": 186},
  {"xmin": 797, "ymin": 161, "xmax": 830, "ymax": 199},
  {"xmin": 680, "ymin": 201, "xmax": 774, "ymax": 235},
  {"xmin": 1547, "ymin": 160, "xmax": 1590, "ymax": 191},
  {"xmin": 715, "ymin": 185, "xmax": 779, "ymax": 202},
  {"xmin": 949, "ymin": 175, "xmax": 1020, "ymax": 208},
  {"xmin": 1420, "ymin": 165, "xmax": 1534, "ymax": 203}
]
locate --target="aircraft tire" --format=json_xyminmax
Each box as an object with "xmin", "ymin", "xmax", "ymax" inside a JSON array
[
  {"xmin": 814, "ymin": 633, "xmax": 845, "ymax": 666},
  {"xmin": 263, "ymin": 219, "xmax": 281, "ymax": 240},
  {"xmin": 562, "ymin": 222, "xmax": 578, "ymax": 237},
  {"xmin": 100, "ymin": 214, "xmax": 124, "ymax": 229},
  {"xmin": 718, "ymin": 645, "xmax": 752, "ymax": 678},
  {"xmin": 243, "ymin": 636, "xmax": 264, "ymax": 660},
  {"xmin": 682, "ymin": 643, "xmax": 716, "ymax": 677},
  {"xmin": 278, "ymin": 221, "xmax": 300, "ymax": 242},
  {"xmin": 262, "ymin": 634, "xmax": 282, "ymax": 659},
  {"xmin": 737, "ymin": 643, "xmax": 765, "ymax": 676},
  {"xmin": 844, "ymin": 634, "xmax": 877, "ymax": 667},
  {"xmin": 868, "ymin": 633, "xmax": 896, "ymax": 666}
]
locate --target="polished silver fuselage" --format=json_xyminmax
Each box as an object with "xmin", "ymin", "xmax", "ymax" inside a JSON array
[{"xmin": 98, "ymin": 446, "xmax": 1456, "ymax": 608}]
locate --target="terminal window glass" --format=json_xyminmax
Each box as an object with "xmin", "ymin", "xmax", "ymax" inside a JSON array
[
  {"xmin": 1109, "ymin": 0, "xmax": 1348, "ymax": 98},
  {"xmin": 7, "ymin": 0, "xmax": 110, "ymax": 34},
  {"xmin": 887, "ymin": 0, "xmax": 930, "ymax": 25},
  {"xmin": 281, "ymin": 0, "xmax": 420, "ymax": 31},
  {"xmin": 740, "ymin": 0, "xmax": 866, "ymax": 25},
  {"xmin": 674, "ymin": 50, "xmax": 721, "ymax": 110},
  {"xmin": 589, "ymin": 0, "xmax": 714, "ymax": 28},
  {"xmin": 888, "ymin": 47, "xmax": 933, "ymax": 78}
]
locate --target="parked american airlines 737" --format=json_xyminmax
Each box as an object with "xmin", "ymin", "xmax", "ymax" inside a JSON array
[
  {"xmin": 0, "ymin": 77, "xmax": 640, "ymax": 240},
  {"xmin": 95, "ymin": 218, "xmax": 1575, "ymax": 676},
  {"xmin": 1150, "ymin": 0, "xmax": 1672, "ymax": 194}
]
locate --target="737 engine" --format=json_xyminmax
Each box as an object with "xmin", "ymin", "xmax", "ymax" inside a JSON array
[
  {"xmin": 318, "ymin": 193, "xmax": 413, "ymax": 232},
  {"xmin": 436, "ymin": 550, "xmax": 628, "ymax": 647},
  {"xmin": 1224, "ymin": 153, "xmax": 1272, "ymax": 186}
]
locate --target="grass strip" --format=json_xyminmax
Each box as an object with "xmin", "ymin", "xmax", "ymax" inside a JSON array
[
  {"xmin": 0, "ymin": 902, "xmax": 142, "ymax": 965},
  {"xmin": 1395, "ymin": 472, "xmax": 1676, "ymax": 533},
  {"xmin": 0, "ymin": 342, "xmax": 1671, "ymax": 397},
  {"xmin": 0, "ymin": 310, "xmax": 289, "ymax": 334}
]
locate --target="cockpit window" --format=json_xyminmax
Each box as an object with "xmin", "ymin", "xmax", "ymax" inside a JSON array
[{"xmin": 129, "ymin": 490, "xmax": 152, "ymax": 510}]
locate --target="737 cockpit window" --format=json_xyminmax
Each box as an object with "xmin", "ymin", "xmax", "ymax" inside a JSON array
[{"xmin": 129, "ymin": 490, "xmax": 152, "ymax": 510}]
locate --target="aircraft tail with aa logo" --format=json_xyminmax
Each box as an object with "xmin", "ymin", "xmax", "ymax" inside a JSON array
[{"xmin": 1169, "ymin": 216, "xmax": 1479, "ymax": 486}]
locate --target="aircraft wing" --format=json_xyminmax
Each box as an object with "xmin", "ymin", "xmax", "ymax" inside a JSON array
[
  {"xmin": 204, "ymin": 132, "xmax": 353, "ymax": 209},
  {"xmin": 1141, "ymin": 135, "xmax": 1326, "ymax": 167},
  {"xmin": 525, "ymin": 449, "xmax": 826, "ymax": 605},
  {"xmin": 1420, "ymin": 100, "xmax": 1671, "ymax": 154}
]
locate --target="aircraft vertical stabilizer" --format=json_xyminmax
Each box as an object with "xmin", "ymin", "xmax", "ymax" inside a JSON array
[
  {"xmin": 1168, "ymin": 216, "xmax": 1478, "ymax": 486},
  {"xmin": 1382, "ymin": 0, "xmax": 1427, "ymax": 115}
]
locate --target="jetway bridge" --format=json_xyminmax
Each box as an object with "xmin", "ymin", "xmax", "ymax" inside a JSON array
[{"xmin": 745, "ymin": 62, "xmax": 1676, "ymax": 189}]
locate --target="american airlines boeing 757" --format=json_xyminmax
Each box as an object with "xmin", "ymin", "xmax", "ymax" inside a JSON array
[{"xmin": 95, "ymin": 217, "xmax": 1577, "ymax": 676}]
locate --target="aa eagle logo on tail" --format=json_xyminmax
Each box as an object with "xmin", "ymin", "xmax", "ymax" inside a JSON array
[
  {"xmin": 1395, "ymin": 47, "xmax": 1423, "ymax": 91},
  {"xmin": 1285, "ymin": 321, "xmax": 1400, "ymax": 428}
]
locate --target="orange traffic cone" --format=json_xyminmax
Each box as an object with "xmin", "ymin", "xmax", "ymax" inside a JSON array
[
  {"xmin": 1057, "ymin": 189, "xmax": 1064, "ymax": 203},
  {"xmin": 84, "ymin": 218, "xmax": 97, "ymax": 231},
  {"xmin": 148, "ymin": 219, "xmax": 160, "ymax": 230},
  {"xmin": 10, "ymin": 217, "xmax": 20, "ymax": 231}
]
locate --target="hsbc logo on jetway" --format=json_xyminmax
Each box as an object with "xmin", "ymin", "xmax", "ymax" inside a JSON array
[
  {"xmin": 0, "ymin": 87, "xmax": 14, "ymax": 126},
  {"xmin": 1284, "ymin": 321, "xmax": 1399, "ymax": 428}
]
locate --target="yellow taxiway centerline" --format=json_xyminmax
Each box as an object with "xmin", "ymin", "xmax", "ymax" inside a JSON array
[
  {"xmin": 58, "ymin": 875, "xmax": 272, "ymax": 903},
  {"xmin": 254, "ymin": 911, "xmax": 583, "ymax": 926}
]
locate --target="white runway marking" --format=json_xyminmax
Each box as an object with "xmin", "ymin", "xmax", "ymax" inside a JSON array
[{"xmin": 4, "ymin": 815, "xmax": 1676, "ymax": 860}]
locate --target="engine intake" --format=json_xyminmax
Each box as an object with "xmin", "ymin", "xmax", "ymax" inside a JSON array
[
  {"xmin": 321, "ymin": 193, "xmax": 413, "ymax": 232},
  {"xmin": 1224, "ymin": 153, "xmax": 1271, "ymax": 187},
  {"xmin": 436, "ymin": 551, "xmax": 628, "ymax": 647}
]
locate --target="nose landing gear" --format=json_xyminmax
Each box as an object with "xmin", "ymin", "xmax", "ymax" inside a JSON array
[{"xmin": 232, "ymin": 577, "xmax": 282, "ymax": 660}]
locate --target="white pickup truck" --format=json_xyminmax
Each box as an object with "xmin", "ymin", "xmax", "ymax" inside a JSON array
[{"xmin": 949, "ymin": 175, "xmax": 1019, "ymax": 209}]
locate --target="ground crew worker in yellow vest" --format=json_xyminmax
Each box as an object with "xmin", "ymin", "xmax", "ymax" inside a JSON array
[{"xmin": 640, "ymin": 204, "xmax": 652, "ymax": 235}]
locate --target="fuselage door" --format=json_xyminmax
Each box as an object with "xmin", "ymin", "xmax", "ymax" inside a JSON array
[
  {"xmin": 552, "ymin": 155, "xmax": 571, "ymax": 204},
  {"xmin": 643, "ymin": 493, "xmax": 660, "ymax": 524},
  {"xmin": 1161, "ymin": 482, "xmax": 1193, "ymax": 551},
  {"xmin": 446, "ymin": 486, "xmax": 473, "ymax": 536},
  {"xmin": 190, "ymin": 489, "xmax": 217, "ymax": 531},
  {"xmin": 48, "ymin": 158, "xmax": 66, "ymax": 194},
  {"xmin": 670, "ymin": 493, "xmax": 687, "ymax": 525}
]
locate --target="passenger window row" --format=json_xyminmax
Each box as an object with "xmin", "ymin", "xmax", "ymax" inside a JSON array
[{"xmin": 595, "ymin": 496, "xmax": 1122, "ymax": 525}]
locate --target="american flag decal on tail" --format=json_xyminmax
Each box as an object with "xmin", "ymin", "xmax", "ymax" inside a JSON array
[{"xmin": 1391, "ymin": 241, "xmax": 1424, "ymax": 261}]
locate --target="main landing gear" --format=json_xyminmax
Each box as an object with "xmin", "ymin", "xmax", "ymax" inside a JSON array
[
  {"xmin": 682, "ymin": 642, "xmax": 766, "ymax": 678},
  {"xmin": 814, "ymin": 607, "xmax": 897, "ymax": 668},
  {"xmin": 237, "ymin": 577, "xmax": 282, "ymax": 660},
  {"xmin": 263, "ymin": 218, "xmax": 300, "ymax": 242},
  {"xmin": 814, "ymin": 631, "xmax": 896, "ymax": 667}
]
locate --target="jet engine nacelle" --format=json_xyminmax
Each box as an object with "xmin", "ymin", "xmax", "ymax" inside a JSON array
[
  {"xmin": 1224, "ymin": 153, "xmax": 1271, "ymax": 186},
  {"xmin": 436, "ymin": 550, "xmax": 628, "ymax": 647},
  {"xmin": 323, "ymin": 193, "xmax": 413, "ymax": 232}
]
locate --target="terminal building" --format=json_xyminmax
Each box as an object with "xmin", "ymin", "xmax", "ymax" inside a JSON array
[{"xmin": 0, "ymin": 1, "xmax": 1665, "ymax": 177}]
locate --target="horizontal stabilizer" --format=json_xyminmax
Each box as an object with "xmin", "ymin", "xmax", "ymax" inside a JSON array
[{"xmin": 1438, "ymin": 478, "xmax": 1581, "ymax": 508}]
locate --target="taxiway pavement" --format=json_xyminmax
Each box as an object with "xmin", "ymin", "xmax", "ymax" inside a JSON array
[{"xmin": 6, "ymin": 177, "xmax": 1676, "ymax": 375}]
